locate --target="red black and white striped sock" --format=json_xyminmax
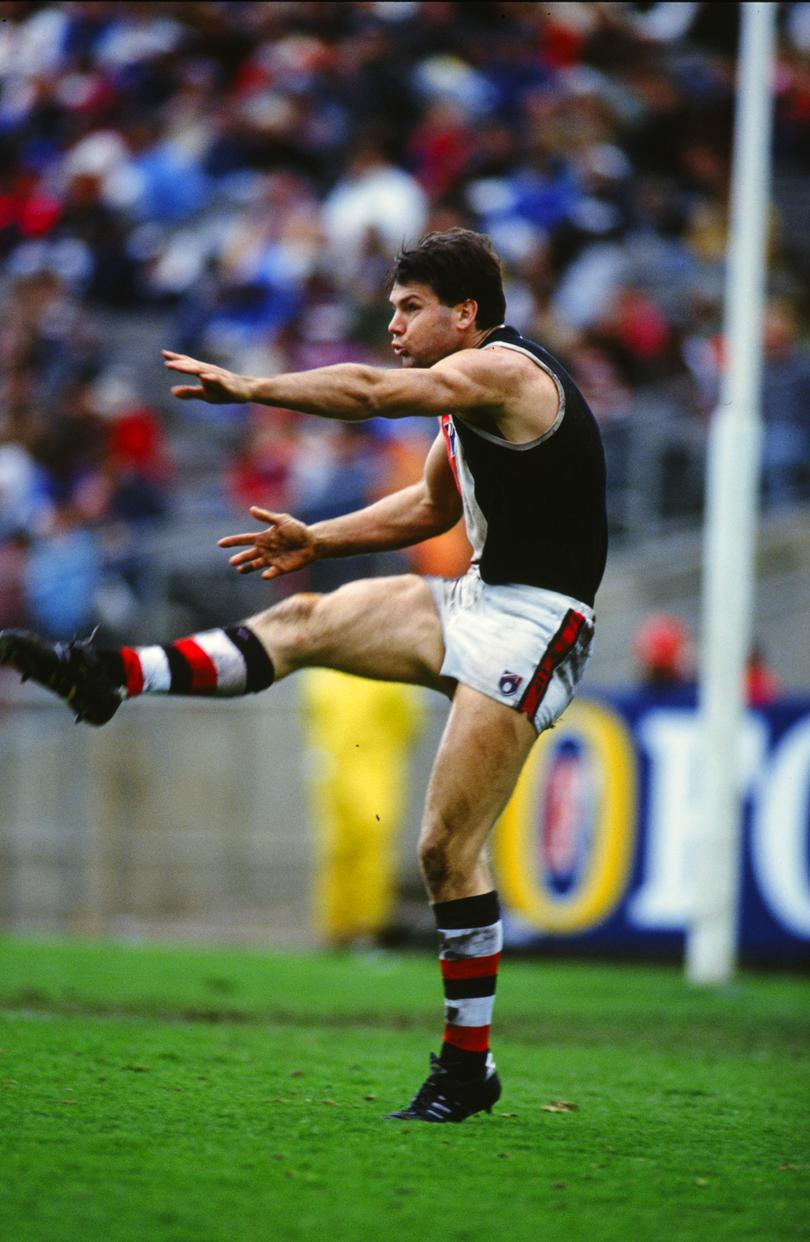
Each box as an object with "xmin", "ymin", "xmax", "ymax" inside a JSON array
[
  {"xmin": 102, "ymin": 625, "xmax": 274, "ymax": 698},
  {"xmin": 433, "ymin": 890, "xmax": 502, "ymax": 1078}
]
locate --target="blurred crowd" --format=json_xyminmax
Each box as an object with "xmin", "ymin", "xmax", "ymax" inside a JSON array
[{"xmin": 1, "ymin": 0, "xmax": 809, "ymax": 640}]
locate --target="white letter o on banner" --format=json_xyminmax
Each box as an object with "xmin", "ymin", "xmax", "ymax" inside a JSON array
[{"xmin": 751, "ymin": 718, "xmax": 810, "ymax": 938}]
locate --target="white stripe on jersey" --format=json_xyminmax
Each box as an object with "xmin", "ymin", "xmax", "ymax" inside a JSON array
[{"xmin": 449, "ymin": 417, "xmax": 488, "ymax": 564}]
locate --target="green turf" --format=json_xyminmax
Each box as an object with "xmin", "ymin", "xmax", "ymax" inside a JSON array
[{"xmin": 0, "ymin": 938, "xmax": 808, "ymax": 1242}]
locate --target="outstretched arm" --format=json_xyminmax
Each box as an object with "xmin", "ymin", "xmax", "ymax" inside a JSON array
[
  {"xmin": 218, "ymin": 432, "xmax": 463, "ymax": 580},
  {"xmin": 163, "ymin": 348, "xmax": 511, "ymax": 422}
]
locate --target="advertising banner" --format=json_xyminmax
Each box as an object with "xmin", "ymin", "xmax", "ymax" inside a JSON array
[{"xmin": 492, "ymin": 692, "xmax": 810, "ymax": 964}]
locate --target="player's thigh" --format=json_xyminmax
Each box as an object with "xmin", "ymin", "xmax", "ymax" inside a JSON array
[
  {"xmin": 308, "ymin": 574, "xmax": 448, "ymax": 688},
  {"xmin": 420, "ymin": 682, "xmax": 537, "ymax": 871},
  {"xmin": 250, "ymin": 574, "xmax": 450, "ymax": 690}
]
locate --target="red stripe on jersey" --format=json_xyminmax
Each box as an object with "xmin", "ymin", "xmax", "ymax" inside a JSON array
[
  {"xmin": 440, "ymin": 953, "xmax": 501, "ymax": 980},
  {"xmin": 439, "ymin": 414, "xmax": 461, "ymax": 495},
  {"xmin": 120, "ymin": 647, "xmax": 144, "ymax": 698},
  {"xmin": 519, "ymin": 609, "xmax": 587, "ymax": 720},
  {"xmin": 443, "ymin": 1023, "xmax": 491, "ymax": 1053},
  {"xmin": 173, "ymin": 638, "xmax": 218, "ymax": 694}
]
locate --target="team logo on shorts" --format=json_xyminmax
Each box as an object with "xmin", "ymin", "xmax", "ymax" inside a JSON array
[{"xmin": 499, "ymin": 671, "xmax": 523, "ymax": 696}]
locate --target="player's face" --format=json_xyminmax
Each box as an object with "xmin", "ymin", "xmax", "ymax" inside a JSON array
[{"xmin": 387, "ymin": 281, "xmax": 470, "ymax": 368}]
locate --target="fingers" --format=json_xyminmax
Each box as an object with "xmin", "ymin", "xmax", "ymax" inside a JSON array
[
  {"xmin": 164, "ymin": 351, "xmax": 227, "ymax": 400},
  {"xmin": 216, "ymin": 507, "xmax": 296, "ymax": 579},
  {"xmin": 217, "ymin": 531, "xmax": 274, "ymax": 573},
  {"xmin": 228, "ymin": 547, "xmax": 262, "ymax": 567},
  {"xmin": 218, "ymin": 530, "xmax": 266, "ymax": 547},
  {"xmin": 233, "ymin": 554, "xmax": 275, "ymax": 576},
  {"xmin": 221, "ymin": 543, "xmax": 285, "ymax": 576},
  {"xmin": 163, "ymin": 351, "xmax": 205, "ymax": 375},
  {"xmin": 162, "ymin": 350, "xmax": 208, "ymax": 374},
  {"xmin": 217, "ymin": 509, "xmax": 283, "ymax": 546},
  {"xmin": 221, "ymin": 547, "xmax": 265, "ymax": 574},
  {"xmin": 249, "ymin": 506, "xmax": 284, "ymax": 524},
  {"xmin": 171, "ymin": 384, "xmax": 205, "ymax": 400}
]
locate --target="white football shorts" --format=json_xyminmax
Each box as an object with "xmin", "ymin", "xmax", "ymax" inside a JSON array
[{"xmin": 427, "ymin": 566, "xmax": 595, "ymax": 733}]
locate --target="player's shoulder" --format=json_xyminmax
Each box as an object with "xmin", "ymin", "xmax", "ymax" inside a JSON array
[
  {"xmin": 470, "ymin": 338, "xmax": 560, "ymax": 404},
  {"xmin": 479, "ymin": 328, "xmax": 559, "ymax": 369},
  {"xmin": 434, "ymin": 342, "xmax": 540, "ymax": 381},
  {"xmin": 431, "ymin": 347, "xmax": 547, "ymax": 415},
  {"xmin": 478, "ymin": 342, "xmax": 547, "ymax": 376}
]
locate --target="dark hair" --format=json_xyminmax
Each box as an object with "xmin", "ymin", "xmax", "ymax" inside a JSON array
[{"xmin": 386, "ymin": 229, "xmax": 506, "ymax": 329}]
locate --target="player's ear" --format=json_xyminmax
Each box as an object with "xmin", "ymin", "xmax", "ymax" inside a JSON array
[{"xmin": 456, "ymin": 298, "xmax": 478, "ymax": 330}]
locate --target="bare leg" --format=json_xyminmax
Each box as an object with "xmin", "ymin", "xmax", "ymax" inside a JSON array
[
  {"xmin": 246, "ymin": 574, "xmax": 453, "ymax": 692},
  {"xmin": 385, "ymin": 683, "xmax": 539, "ymax": 1119},
  {"xmin": 417, "ymin": 682, "xmax": 538, "ymax": 902},
  {"xmin": 0, "ymin": 573, "xmax": 450, "ymax": 724}
]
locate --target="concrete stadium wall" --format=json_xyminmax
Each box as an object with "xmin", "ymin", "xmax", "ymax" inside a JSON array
[{"xmin": 0, "ymin": 680, "xmax": 448, "ymax": 946}]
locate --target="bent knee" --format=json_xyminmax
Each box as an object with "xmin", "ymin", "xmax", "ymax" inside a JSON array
[
  {"xmin": 250, "ymin": 591, "xmax": 323, "ymax": 638},
  {"xmin": 247, "ymin": 591, "xmax": 323, "ymax": 678},
  {"xmin": 419, "ymin": 820, "xmax": 463, "ymax": 897},
  {"xmin": 419, "ymin": 839, "xmax": 450, "ymax": 896},
  {"xmin": 266, "ymin": 591, "xmax": 322, "ymax": 627},
  {"xmin": 419, "ymin": 812, "xmax": 491, "ymax": 899}
]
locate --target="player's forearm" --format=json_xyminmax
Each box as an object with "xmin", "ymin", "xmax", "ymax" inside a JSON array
[
  {"xmin": 309, "ymin": 484, "xmax": 458, "ymax": 559},
  {"xmin": 248, "ymin": 364, "xmax": 390, "ymax": 421}
]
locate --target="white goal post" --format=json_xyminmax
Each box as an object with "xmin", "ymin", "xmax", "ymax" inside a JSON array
[{"xmin": 686, "ymin": 2, "xmax": 778, "ymax": 985}]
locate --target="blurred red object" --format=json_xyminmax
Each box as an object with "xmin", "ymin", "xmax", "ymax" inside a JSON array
[
  {"xmin": 633, "ymin": 612, "xmax": 690, "ymax": 686},
  {"xmin": 746, "ymin": 645, "xmax": 781, "ymax": 707}
]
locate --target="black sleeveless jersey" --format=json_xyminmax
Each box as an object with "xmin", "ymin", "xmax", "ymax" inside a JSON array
[{"xmin": 439, "ymin": 325, "xmax": 607, "ymax": 606}]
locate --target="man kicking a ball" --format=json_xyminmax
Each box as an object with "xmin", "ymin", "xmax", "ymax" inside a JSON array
[{"xmin": 0, "ymin": 229, "xmax": 607, "ymax": 1123}]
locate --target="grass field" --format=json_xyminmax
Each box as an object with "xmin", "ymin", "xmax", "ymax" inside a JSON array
[{"xmin": 0, "ymin": 937, "xmax": 808, "ymax": 1242}]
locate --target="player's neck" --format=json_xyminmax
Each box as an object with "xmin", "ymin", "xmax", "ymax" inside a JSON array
[{"xmin": 468, "ymin": 323, "xmax": 506, "ymax": 350}]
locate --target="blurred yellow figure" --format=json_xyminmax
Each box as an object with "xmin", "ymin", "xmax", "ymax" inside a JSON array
[{"xmin": 300, "ymin": 668, "xmax": 424, "ymax": 948}]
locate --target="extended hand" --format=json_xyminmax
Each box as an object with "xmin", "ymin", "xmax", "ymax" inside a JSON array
[
  {"xmin": 163, "ymin": 350, "xmax": 254, "ymax": 403},
  {"xmin": 218, "ymin": 506, "xmax": 316, "ymax": 580}
]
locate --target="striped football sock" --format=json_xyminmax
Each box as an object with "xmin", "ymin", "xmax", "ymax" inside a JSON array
[
  {"xmin": 105, "ymin": 625, "xmax": 274, "ymax": 698},
  {"xmin": 433, "ymin": 890, "xmax": 502, "ymax": 1078}
]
